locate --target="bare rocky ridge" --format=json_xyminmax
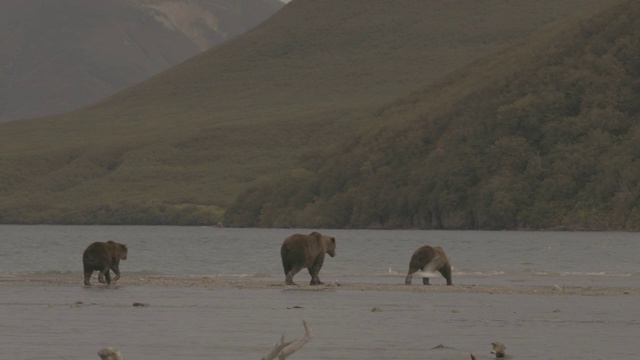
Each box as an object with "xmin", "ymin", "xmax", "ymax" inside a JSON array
[
  {"xmin": 132, "ymin": 1, "xmax": 226, "ymax": 50},
  {"xmin": 0, "ymin": 0, "xmax": 283, "ymax": 122}
]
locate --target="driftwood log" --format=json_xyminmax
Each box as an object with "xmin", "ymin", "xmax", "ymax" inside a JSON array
[
  {"xmin": 95, "ymin": 322, "xmax": 312, "ymax": 360},
  {"xmin": 491, "ymin": 341, "xmax": 507, "ymax": 358},
  {"xmin": 261, "ymin": 320, "xmax": 313, "ymax": 360},
  {"xmin": 98, "ymin": 347, "xmax": 123, "ymax": 360},
  {"xmin": 97, "ymin": 333, "xmax": 502, "ymax": 359},
  {"xmin": 472, "ymin": 341, "xmax": 508, "ymax": 359}
]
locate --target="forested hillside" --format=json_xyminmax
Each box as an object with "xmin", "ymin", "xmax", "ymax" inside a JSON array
[
  {"xmin": 0, "ymin": 0, "xmax": 608, "ymax": 225},
  {"xmin": 226, "ymin": 0, "xmax": 640, "ymax": 230}
]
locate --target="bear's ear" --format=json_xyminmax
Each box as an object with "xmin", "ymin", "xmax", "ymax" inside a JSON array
[
  {"xmin": 309, "ymin": 231, "xmax": 321, "ymax": 238},
  {"xmin": 331, "ymin": 237, "xmax": 336, "ymax": 244}
]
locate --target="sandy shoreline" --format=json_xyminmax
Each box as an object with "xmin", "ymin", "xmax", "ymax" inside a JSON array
[{"xmin": 1, "ymin": 273, "xmax": 637, "ymax": 296}]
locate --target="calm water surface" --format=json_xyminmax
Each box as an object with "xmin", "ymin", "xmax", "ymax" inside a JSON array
[
  {"xmin": 0, "ymin": 225, "xmax": 637, "ymax": 286},
  {"xmin": 0, "ymin": 226, "xmax": 638, "ymax": 359}
]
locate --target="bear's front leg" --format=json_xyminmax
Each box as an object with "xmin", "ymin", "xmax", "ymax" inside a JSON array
[
  {"xmin": 309, "ymin": 275, "xmax": 323, "ymax": 286},
  {"xmin": 308, "ymin": 258, "xmax": 325, "ymax": 285},
  {"xmin": 110, "ymin": 263, "xmax": 121, "ymax": 283}
]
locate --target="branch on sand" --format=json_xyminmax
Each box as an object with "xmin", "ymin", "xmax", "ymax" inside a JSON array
[
  {"xmin": 471, "ymin": 341, "xmax": 508, "ymax": 360},
  {"xmin": 491, "ymin": 341, "xmax": 507, "ymax": 358},
  {"xmin": 96, "ymin": 321, "xmax": 313, "ymax": 360},
  {"xmin": 261, "ymin": 320, "xmax": 313, "ymax": 360}
]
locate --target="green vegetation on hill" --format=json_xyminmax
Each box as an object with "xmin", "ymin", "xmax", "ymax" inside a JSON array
[
  {"xmin": 226, "ymin": 0, "xmax": 640, "ymax": 230},
  {"xmin": 0, "ymin": 0, "xmax": 610, "ymax": 225}
]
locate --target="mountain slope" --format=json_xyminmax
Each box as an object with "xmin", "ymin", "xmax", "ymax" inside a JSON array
[
  {"xmin": 0, "ymin": 0, "xmax": 282, "ymax": 122},
  {"xmin": 0, "ymin": 0, "xmax": 607, "ymax": 224},
  {"xmin": 226, "ymin": 0, "xmax": 640, "ymax": 230}
]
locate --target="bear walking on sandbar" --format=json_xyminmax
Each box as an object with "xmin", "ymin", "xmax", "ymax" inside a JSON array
[
  {"xmin": 405, "ymin": 245, "xmax": 452, "ymax": 285},
  {"xmin": 82, "ymin": 240, "xmax": 128, "ymax": 286},
  {"xmin": 280, "ymin": 232, "xmax": 336, "ymax": 285}
]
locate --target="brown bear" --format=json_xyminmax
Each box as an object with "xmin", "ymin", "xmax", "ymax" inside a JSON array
[
  {"xmin": 404, "ymin": 245, "xmax": 452, "ymax": 285},
  {"xmin": 82, "ymin": 240, "xmax": 128, "ymax": 286},
  {"xmin": 280, "ymin": 231, "xmax": 336, "ymax": 285}
]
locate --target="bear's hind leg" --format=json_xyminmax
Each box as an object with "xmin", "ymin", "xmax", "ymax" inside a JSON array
[
  {"xmin": 286, "ymin": 265, "xmax": 303, "ymax": 285},
  {"xmin": 98, "ymin": 267, "xmax": 111, "ymax": 284},
  {"xmin": 83, "ymin": 270, "xmax": 93, "ymax": 286},
  {"xmin": 439, "ymin": 265, "xmax": 453, "ymax": 285},
  {"xmin": 98, "ymin": 270, "xmax": 106, "ymax": 284}
]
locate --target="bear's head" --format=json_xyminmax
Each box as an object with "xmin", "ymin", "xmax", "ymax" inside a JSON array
[
  {"xmin": 324, "ymin": 236, "xmax": 336, "ymax": 257},
  {"xmin": 310, "ymin": 232, "xmax": 336, "ymax": 257},
  {"xmin": 119, "ymin": 243, "xmax": 128, "ymax": 260}
]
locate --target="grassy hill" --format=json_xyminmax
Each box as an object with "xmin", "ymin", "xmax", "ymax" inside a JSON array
[
  {"xmin": 0, "ymin": 0, "xmax": 282, "ymax": 122},
  {"xmin": 226, "ymin": 0, "xmax": 640, "ymax": 230},
  {"xmin": 0, "ymin": 0, "xmax": 607, "ymax": 225}
]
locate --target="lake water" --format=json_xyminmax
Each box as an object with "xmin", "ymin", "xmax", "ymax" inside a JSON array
[
  {"xmin": 1, "ymin": 225, "xmax": 637, "ymax": 287},
  {"xmin": 0, "ymin": 226, "xmax": 638, "ymax": 359}
]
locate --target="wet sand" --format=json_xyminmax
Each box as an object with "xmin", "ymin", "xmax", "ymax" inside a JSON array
[
  {"xmin": 2, "ymin": 272, "xmax": 638, "ymax": 296},
  {"xmin": 2, "ymin": 274, "xmax": 639, "ymax": 359}
]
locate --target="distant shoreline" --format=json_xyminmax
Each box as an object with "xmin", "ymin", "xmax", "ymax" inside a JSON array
[{"xmin": 1, "ymin": 273, "xmax": 637, "ymax": 296}]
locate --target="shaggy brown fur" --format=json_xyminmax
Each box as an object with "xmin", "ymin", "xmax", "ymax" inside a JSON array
[
  {"xmin": 281, "ymin": 232, "xmax": 336, "ymax": 285},
  {"xmin": 83, "ymin": 241, "xmax": 128, "ymax": 286},
  {"xmin": 404, "ymin": 245, "xmax": 452, "ymax": 285}
]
